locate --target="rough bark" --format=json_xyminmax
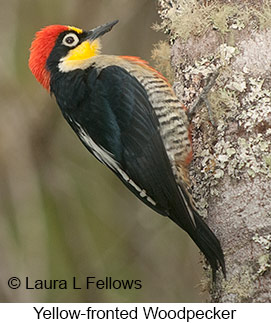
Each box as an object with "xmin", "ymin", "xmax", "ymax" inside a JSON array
[{"xmin": 156, "ymin": 0, "xmax": 271, "ymax": 302}]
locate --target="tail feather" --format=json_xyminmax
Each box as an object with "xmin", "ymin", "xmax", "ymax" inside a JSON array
[
  {"xmin": 192, "ymin": 211, "xmax": 226, "ymax": 279},
  {"xmin": 170, "ymin": 207, "xmax": 226, "ymax": 280}
]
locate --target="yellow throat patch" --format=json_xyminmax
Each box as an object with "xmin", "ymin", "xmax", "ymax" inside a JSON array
[{"xmin": 65, "ymin": 39, "xmax": 100, "ymax": 62}]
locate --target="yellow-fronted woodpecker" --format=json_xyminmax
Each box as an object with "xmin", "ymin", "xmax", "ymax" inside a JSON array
[{"xmin": 29, "ymin": 20, "xmax": 225, "ymax": 277}]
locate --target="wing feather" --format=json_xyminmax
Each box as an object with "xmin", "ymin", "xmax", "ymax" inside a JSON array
[
  {"xmin": 69, "ymin": 65, "xmax": 195, "ymax": 230},
  {"xmin": 53, "ymin": 64, "xmax": 225, "ymax": 276}
]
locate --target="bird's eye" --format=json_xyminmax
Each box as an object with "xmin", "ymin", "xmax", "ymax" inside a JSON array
[{"xmin": 62, "ymin": 33, "xmax": 80, "ymax": 47}]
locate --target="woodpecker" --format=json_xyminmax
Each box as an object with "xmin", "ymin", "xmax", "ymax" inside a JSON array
[{"xmin": 29, "ymin": 20, "xmax": 225, "ymax": 277}]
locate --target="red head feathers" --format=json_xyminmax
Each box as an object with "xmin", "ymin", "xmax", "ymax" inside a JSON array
[{"xmin": 29, "ymin": 25, "xmax": 69, "ymax": 91}]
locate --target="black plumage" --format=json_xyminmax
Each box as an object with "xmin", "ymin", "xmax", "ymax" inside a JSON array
[
  {"xmin": 29, "ymin": 22, "xmax": 225, "ymax": 278},
  {"xmin": 50, "ymin": 64, "xmax": 225, "ymax": 277}
]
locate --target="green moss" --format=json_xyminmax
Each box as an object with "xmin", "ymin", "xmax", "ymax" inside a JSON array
[
  {"xmin": 252, "ymin": 233, "xmax": 271, "ymax": 275},
  {"xmin": 209, "ymin": 88, "xmax": 238, "ymax": 119},
  {"xmin": 257, "ymin": 254, "xmax": 271, "ymax": 275},
  {"xmin": 151, "ymin": 40, "xmax": 174, "ymax": 83},
  {"xmin": 211, "ymin": 4, "xmax": 249, "ymax": 34},
  {"xmin": 157, "ymin": 0, "xmax": 271, "ymax": 196},
  {"xmin": 157, "ymin": 0, "xmax": 271, "ymax": 42},
  {"xmin": 264, "ymin": 155, "xmax": 271, "ymax": 171},
  {"xmin": 254, "ymin": 2, "xmax": 271, "ymax": 30},
  {"xmin": 156, "ymin": 0, "xmax": 214, "ymax": 41},
  {"xmin": 222, "ymin": 266, "xmax": 254, "ymax": 301}
]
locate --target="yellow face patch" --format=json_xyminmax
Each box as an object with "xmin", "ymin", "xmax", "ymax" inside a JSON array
[
  {"xmin": 66, "ymin": 39, "xmax": 100, "ymax": 61},
  {"xmin": 59, "ymin": 39, "xmax": 101, "ymax": 72},
  {"xmin": 68, "ymin": 26, "xmax": 83, "ymax": 34}
]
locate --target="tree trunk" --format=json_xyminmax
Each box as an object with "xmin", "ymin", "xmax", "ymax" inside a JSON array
[{"xmin": 157, "ymin": 0, "xmax": 271, "ymax": 302}]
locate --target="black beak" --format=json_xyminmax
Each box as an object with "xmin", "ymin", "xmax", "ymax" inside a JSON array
[{"xmin": 86, "ymin": 20, "xmax": 119, "ymax": 41}]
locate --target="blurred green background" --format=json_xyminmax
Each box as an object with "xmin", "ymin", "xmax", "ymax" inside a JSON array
[{"xmin": 0, "ymin": 0, "xmax": 204, "ymax": 302}]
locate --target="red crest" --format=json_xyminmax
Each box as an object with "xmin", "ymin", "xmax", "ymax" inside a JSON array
[{"xmin": 29, "ymin": 25, "xmax": 69, "ymax": 91}]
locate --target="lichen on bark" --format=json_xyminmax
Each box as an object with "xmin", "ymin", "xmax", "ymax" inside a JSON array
[{"xmin": 156, "ymin": 0, "xmax": 271, "ymax": 302}]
